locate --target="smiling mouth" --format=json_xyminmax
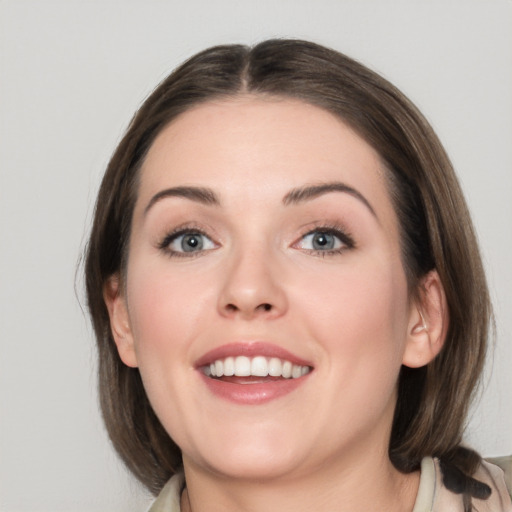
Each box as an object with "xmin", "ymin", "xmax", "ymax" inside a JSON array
[{"xmin": 202, "ymin": 355, "xmax": 312, "ymax": 380}]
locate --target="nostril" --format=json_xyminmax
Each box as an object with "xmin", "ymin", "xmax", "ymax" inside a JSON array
[{"xmin": 222, "ymin": 302, "xmax": 274, "ymax": 316}]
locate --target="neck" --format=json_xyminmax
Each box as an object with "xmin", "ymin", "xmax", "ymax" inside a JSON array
[{"xmin": 180, "ymin": 448, "xmax": 419, "ymax": 512}]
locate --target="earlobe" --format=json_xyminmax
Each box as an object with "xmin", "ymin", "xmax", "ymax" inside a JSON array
[
  {"xmin": 103, "ymin": 274, "xmax": 138, "ymax": 368},
  {"xmin": 402, "ymin": 270, "xmax": 448, "ymax": 369}
]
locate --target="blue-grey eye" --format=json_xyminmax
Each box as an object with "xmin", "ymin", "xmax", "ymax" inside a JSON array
[
  {"xmin": 168, "ymin": 232, "xmax": 215, "ymax": 253},
  {"xmin": 299, "ymin": 231, "xmax": 344, "ymax": 251}
]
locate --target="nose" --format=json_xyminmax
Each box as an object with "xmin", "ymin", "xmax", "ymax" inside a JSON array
[{"xmin": 217, "ymin": 247, "xmax": 288, "ymax": 320}]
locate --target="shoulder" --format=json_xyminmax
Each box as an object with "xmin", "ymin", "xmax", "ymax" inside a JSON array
[
  {"xmin": 147, "ymin": 472, "xmax": 184, "ymax": 512},
  {"xmin": 469, "ymin": 456, "xmax": 512, "ymax": 511},
  {"xmin": 414, "ymin": 456, "xmax": 512, "ymax": 512},
  {"xmin": 437, "ymin": 456, "xmax": 512, "ymax": 512},
  {"xmin": 147, "ymin": 459, "xmax": 512, "ymax": 512},
  {"xmin": 485, "ymin": 456, "xmax": 512, "ymax": 495}
]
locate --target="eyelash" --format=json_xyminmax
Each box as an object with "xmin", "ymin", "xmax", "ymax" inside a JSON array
[
  {"xmin": 296, "ymin": 223, "xmax": 356, "ymax": 257},
  {"xmin": 158, "ymin": 224, "xmax": 217, "ymax": 258},
  {"xmin": 157, "ymin": 222, "xmax": 355, "ymax": 258}
]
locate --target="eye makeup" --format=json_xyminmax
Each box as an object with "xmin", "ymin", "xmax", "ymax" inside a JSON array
[
  {"xmin": 293, "ymin": 220, "xmax": 356, "ymax": 257},
  {"xmin": 157, "ymin": 222, "xmax": 218, "ymax": 258}
]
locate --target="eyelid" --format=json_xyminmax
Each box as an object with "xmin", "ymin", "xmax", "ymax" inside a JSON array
[
  {"xmin": 293, "ymin": 222, "xmax": 356, "ymax": 254},
  {"xmin": 157, "ymin": 223, "xmax": 219, "ymax": 257}
]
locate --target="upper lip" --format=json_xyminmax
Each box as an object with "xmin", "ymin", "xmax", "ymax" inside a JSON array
[{"xmin": 194, "ymin": 342, "xmax": 313, "ymax": 368}]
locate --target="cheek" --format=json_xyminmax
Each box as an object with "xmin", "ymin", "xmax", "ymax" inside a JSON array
[
  {"xmin": 123, "ymin": 261, "xmax": 217, "ymax": 435},
  {"xmin": 296, "ymin": 256, "xmax": 410, "ymax": 379},
  {"xmin": 125, "ymin": 261, "xmax": 215, "ymax": 367}
]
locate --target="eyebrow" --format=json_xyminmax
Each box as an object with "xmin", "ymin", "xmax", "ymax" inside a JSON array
[
  {"xmin": 144, "ymin": 181, "xmax": 377, "ymax": 219},
  {"xmin": 144, "ymin": 186, "xmax": 220, "ymax": 215},
  {"xmin": 282, "ymin": 181, "xmax": 377, "ymax": 218}
]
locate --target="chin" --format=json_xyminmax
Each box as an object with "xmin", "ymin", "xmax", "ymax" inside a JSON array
[
  {"xmin": 183, "ymin": 425, "xmax": 307, "ymax": 481},
  {"xmin": 200, "ymin": 449, "xmax": 301, "ymax": 481}
]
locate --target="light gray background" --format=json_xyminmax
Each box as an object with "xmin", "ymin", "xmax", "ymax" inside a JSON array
[{"xmin": 1, "ymin": 1, "xmax": 511, "ymax": 510}]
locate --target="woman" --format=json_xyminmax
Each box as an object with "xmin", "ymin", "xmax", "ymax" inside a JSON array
[{"xmin": 85, "ymin": 40, "xmax": 511, "ymax": 511}]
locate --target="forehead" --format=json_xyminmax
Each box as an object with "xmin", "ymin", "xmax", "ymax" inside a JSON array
[{"xmin": 137, "ymin": 96, "xmax": 393, "ymax": 218}]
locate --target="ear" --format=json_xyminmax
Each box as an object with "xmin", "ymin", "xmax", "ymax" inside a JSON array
[
  {"xmin": 402, "ymin": 270, "xmax": 449, "ymax": 368},
  {"xmin": 103, "ymin": 274, "xmax": 138, "ymax": 368}
]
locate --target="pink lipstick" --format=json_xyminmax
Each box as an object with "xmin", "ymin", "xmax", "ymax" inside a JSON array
[{"xmin": 195, "ymin": 342, "xmax": 313, "ymax": 405}]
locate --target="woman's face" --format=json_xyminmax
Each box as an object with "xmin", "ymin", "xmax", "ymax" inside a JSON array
[{"xmin": 113, "ymin": 97, "xmax": 418, "ymax": 480}]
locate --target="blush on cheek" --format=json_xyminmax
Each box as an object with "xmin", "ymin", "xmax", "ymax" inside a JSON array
[
  {"xmin": 309, "ymin": 269, "xmax": 406, "ymax": 367},
  {"xmin": 127, "ymin": 267, "xmax": 214, "ymax": 363}
]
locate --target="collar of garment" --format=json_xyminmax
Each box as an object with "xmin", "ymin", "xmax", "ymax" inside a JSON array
[{"xmin": 147, "ymin": 456, "xmax": 512, "ymax": 512}]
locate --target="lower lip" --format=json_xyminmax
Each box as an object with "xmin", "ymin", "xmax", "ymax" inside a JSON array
[{"xmin": 198, "ymin": 372, "xmax": 310, "ymax": 405}]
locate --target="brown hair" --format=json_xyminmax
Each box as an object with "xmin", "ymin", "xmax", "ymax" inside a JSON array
[{"xmin": 85, "ymin": 39, "xmax": 492, "ymax": 505}]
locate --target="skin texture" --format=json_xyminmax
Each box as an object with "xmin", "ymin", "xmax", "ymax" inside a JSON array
[{"xmin": 104, "ymin": 97, "xmax": 447, "ymax": 512}]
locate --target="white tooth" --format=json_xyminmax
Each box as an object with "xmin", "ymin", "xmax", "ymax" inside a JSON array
[
  {"xmin": 268, "ymin": 357, "xmax": 282, "ymax": 377},
  {"xmin": 210, "ymin": 363, "xmax": 216, "ymax": 377},
  {"xmin": 215, "ymin": 360, "xmax": 224, "ymax": 377},
  {"xmin": 223, "ymin": 357, "xmax": 235, "ymax": 376},
  {"xmin": 234, "ymin": 356, "xmax": 251, "ymax": 376},
  {"xmin": 301, "ymin": 366, "xmax": 310, "ymax": 376},
  {"xmin": 204, "ymin": 365, "xmax": 211, "ymax": 376},
  {"xmin": 251, "ymin": 356, "xmax": 269, "ymax": 377},
  {"xmin": 282, "ymin": 360, "xmax": 292, "ymax": 379},
  {"xmin": 292, "ymin": 365, "xmax": 302, "ymax": 379}
]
